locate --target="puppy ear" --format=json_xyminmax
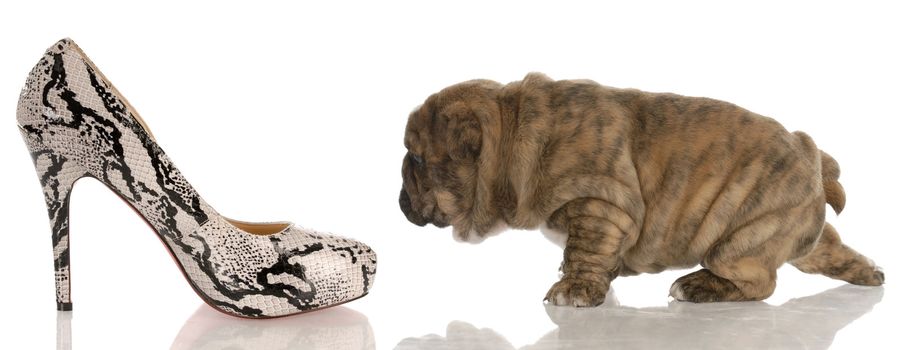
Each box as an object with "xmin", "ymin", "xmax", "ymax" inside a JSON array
[{"xmin": 445, "ymin": 111, "xmax": 482, "ymax": 161}]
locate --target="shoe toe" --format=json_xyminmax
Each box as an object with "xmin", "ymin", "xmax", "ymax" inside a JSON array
[
  {"xmin": 278, "ymin": 226, "xmax": 377, "ymax": 308},
  {"xmin": 188, "ymin": 217, "xmax": 377, "ymax": 318}
]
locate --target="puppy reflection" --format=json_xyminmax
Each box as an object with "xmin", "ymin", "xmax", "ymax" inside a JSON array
[
  {"xmin": 540, "ymin": 285, "xmax": 883, "ymax": 350},
  {"xmin": 394, "ymin": 284, "xmax": 883, "ymax": 350},
  {"xmin": 395, "ymin": 321, "xmax": 515, "ymax": 350}
]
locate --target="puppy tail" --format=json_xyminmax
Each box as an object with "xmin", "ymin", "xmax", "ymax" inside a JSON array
[{"xmin": 821, "ymin": 150, "xmax": 846, "ymax": 215}]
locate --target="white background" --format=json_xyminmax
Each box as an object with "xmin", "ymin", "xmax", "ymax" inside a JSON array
[{"xmin": 0, "ymin": 1, "xmax": 901, "ymax": 349}]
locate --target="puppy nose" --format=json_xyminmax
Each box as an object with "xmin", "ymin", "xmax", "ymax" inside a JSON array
[
  {"xmin": 399, "ymin": 189, "xmax": 427, "ymax": 226},
  {"xmin": 399, "ymin": 189, "xmax": 412, "ymax": 216}
]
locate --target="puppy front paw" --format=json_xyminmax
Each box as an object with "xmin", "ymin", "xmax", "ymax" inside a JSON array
[{"xmin": 544, "ymin": 278, "xmax": 607, "ymax": 307}]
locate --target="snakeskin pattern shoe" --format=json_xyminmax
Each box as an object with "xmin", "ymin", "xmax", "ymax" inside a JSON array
[{"xmin": 16, "ymin": 38, "xmax": 377, "ymax": 318}]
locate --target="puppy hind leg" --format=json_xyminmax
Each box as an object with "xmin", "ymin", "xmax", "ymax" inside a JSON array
[
  {"xmin": 790, "ymin": 223, "xmax": 884, "ymax": 286},
  {"xmin": 670, "ymin": 256, "xmax": 777, "ymax": 302},
  {"xmin": 669, "ymin": 269, "xmax": 747, "ymax": 302},
  {"xmin": 671, "ymin": 216, "xmax": 784, "ymax": 302}
]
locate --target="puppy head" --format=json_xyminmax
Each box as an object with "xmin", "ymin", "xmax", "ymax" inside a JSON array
[{"xmin": 399, "ymin": 79, "xmax": 503, "ymax": 241}]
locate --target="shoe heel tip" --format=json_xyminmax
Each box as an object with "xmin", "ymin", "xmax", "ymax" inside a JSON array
[{"xmin": 57, "ymin": 302, "xmax": 72, "ymax": 311}]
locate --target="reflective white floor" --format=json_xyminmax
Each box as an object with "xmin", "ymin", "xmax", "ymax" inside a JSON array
[{"xmin": 47, "ymin": 283, "xmax": 892, "ymax": 350}]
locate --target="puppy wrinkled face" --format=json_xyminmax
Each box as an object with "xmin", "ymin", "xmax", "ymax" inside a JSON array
[{"xmin": 399, "ymin": 85, "xmax": 487, "ymax": 233}]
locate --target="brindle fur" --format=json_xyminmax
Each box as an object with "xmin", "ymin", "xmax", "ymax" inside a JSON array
[{"xmin": 399, "ymin": 73, "xmax": 884, "ymax": 306}]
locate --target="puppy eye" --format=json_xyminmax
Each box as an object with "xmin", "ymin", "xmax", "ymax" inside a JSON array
[{"xmin": 410, "ymin": 154, "xmax": 424, "ymax": 166}]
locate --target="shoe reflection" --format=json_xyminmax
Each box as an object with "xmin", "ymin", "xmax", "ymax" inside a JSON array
[
  {"xmin": 54, "ymin": 305, "xmax": 374, "ymax": 350},
  {"xmin": 394, "ymin": 284, "xmax": 883, "ymax": 350},
  {"xmin": 170, "ymin": 305, "xmax": 375, "ymax": 350},
  {"xmin": 57, "ymin": 311, "xmax": 72, "ymax": 350}
]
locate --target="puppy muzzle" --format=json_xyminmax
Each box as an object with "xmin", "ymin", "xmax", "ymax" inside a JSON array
[{"xmin": 399, "ymin": 189, "xmax": 428, "ymax": 226}]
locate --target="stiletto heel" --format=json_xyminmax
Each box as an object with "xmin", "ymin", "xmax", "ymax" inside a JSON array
[
  {"xmin": 20, "ymin": 127, "xmax": 87, "ymax": 311},
  {"xmin": 16, "ymin": 39, "xmax": 376, "ymax": 318}
]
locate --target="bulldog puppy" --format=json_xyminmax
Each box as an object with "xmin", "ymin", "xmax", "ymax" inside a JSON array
[{"xmin": 399, "ymin": 73, "xmax": 884, "ymax": 306}]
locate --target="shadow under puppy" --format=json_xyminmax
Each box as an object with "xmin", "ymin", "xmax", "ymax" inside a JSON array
[{"xmin": 399, "ymin": 73, "xmax": 884, "ymax": 306}]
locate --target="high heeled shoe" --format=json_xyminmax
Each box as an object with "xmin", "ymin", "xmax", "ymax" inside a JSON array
[{"xmin": 16, "ymin": 38, "xmax": 377, "ymax": 318}]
